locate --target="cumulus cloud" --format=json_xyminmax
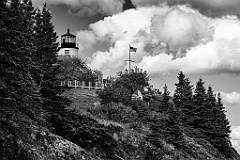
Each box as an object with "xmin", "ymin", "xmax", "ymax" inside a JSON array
[
  {"xmin": 231, "ymin": 126, "xmax": 240, "ymax": 154},
  {"xmin": 32, "ymin": 0, "xmax": 125, "ymax": 16},
  {"xmin": 219, "ymin": 91, "xmax": 240, "ymax": 105},
  {"xmin": 76, "ymin": 30, "xmax": 98, "ymax": 51},
  {"xmin": 78, "ymin": 4, "xmax": 240, "ymax": 77},
  {"xmin": 151, "ymin": 5, "xmax": 214, "ymax": 50}
]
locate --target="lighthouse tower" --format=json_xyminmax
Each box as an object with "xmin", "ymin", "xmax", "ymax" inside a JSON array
[{"xmin": 59, "ymin": 28, "xmax": 79, "ymax": 58}]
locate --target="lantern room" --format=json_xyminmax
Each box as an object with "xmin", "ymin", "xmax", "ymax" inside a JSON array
[{"xmin": 59, "ymin": 28, "xmax": 79, "ymax": 58}]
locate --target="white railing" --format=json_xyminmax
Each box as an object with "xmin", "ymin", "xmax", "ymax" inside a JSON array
[{"xmin": 59, "ymin": 80, "xmax": 104, "ymax": 90}]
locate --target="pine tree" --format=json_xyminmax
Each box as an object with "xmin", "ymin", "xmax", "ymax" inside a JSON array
[
  {"xmin": 194, "ymin": 86, "xmax": 232, "ymax": 157},
  {"xmin": 193, "ymin": 78, "xmax": 207, "ymax": 106},
  {"xmin": 174, "ymin": 71, "xmax": 193, "ymax": 108},
  {"xmin": 192, "ymin": 85, "xmax": 216, "ymax": 137},
  {"xmin": 33, "ymin": 3, "xmax": 60, "ymax": 104},
  {"xmin": 0, "ymin": 0, "xmax": 36, "ymax": 111},
  {"xmin": 173, "ymin": 71, "xmax": 193, "ymax": 123},
  {"xmin": 216, "ymin": 92, "xmax": 231, "ymax": 142},
  {"xmin": 212, "ymin": 93, "xmax": 231, "ymax": 156},
  {"xmin": 161, "ymin": 84, "xmax": 170, "ymax": 112},
  {"xmin": 174, "ymin": 71, "xmax": 186, "ymax": 108},
  {"xmin": 206, "ymin": 85, "xmax": 216, "ymax": 107},
  {"xmin": 165, "ymin": 99, "xmax": 184, "ymax": 147},
  {"xmin": 188, "ymin": 78, "xmax": 208, "ymax": 127}
]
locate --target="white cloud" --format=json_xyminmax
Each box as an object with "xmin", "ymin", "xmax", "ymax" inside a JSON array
[
  {"xmin": 231, "ymin": 126, "xmax": 240, "ymax": 154},
  {"xmin": 151, "ymin": 5, "xmax": 214, "ymax": 50},
  {"xmin": 76, "ymin": 30, "xmax": 98, "ymax": 51},
  {"xmin": 80, "ymin": 4, "xmax": 240, "ymax": 77},
  {"xmin": 219, "ymin": 91, "xmax": 240, "ymax": 105},
  {"xmin": 32, "ymin": 0, "xmax": 125, "ymax": 16}
]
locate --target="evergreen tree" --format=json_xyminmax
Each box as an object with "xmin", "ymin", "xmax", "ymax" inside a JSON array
[
  {"xmin": 192, "ymin": 85, "xmax": 216, "ymax": 138},
  {"xmin": 212, "ymin": 93, "xmax": 231, "ymax": 156},
  {"xmin": 216, "ymin": 92, "xmax": 231, "ymax": 141},
  {"xmin": 33, "ymin": 3, "xmax": 60, "ymax": 104},
  {"xmin": 173, "ymin": 71, "xmax": 193, "ymax": 123},
  {"xmin": 189, "ymin": 78, "xmax": 208, "ymax": 127},
  {"xmin": 206, "ymin": 85, "xmax": 216, "ymax": 107},
  {"xmin": 174, "ymin": 71, "xmax": 193, "ymax": 108},
  {"xmin": 197, "ymin": 86, "xmax": 231, "ymax": 152},
  {"xmin": 165, "ymin": 99, "xmax": 184, "ymax": 147},
  {"xmin": 161, "ymin": 84, "xmax": 170, "ymax": 112},
  {"xmin": 147, "ymin": 98, "xmax": 183, "ymax": 149},
  {"xmin": 0, "ymin": 0, "xmax": 36, "ymax": 112},
  {"xmin": 193, "ymin": 78, "xmax": 207, "ymax": 106}
]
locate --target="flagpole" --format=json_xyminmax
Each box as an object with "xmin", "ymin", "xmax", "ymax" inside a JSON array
[
  {"xmin": 125, "ymin": 44, "xmax": 135, "ymax": 74},
  {"xmin": 129, "ymin": 44, "xmax": 131, "ymax": 73}
]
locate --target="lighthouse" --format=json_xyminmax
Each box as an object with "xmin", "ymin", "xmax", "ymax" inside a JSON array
[{"xmin": 59, "ymin": 28, "xmax": 79, "ymax": 58}]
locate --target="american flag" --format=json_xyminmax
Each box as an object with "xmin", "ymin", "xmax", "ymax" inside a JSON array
[{"xmin": 130, "ymin": 46, "xmax": 137, "ymax": 52}]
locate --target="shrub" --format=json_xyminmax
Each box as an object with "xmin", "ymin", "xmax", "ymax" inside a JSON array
[{"xmin": 99, "ymin": 102, "xmax": 138, "ymax": 123}]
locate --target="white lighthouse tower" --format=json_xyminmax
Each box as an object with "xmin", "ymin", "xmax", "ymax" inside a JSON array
[{"xmin": 58, "ymin": 28, "xmax": 79, "ymax": 58}]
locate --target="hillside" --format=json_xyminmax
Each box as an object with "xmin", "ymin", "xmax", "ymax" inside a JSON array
[
  {"xmin": 61, "ymin": 88, "xmax": 240, "ymax": 160},
  {"xmin": 1, "ymin": 87, "xmax": 240, "ymax": 160}
]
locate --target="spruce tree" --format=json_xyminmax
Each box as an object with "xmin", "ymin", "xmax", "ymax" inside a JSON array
[
  {"xmin": 193, "ymin": 78, "xmax": 207, "ymax": 106},
  {"xmin": 173, "ymin": 71, "xmax": 193, "ymax": 123},
  {"xmin": 192, "ymin": 85, "xmax": 215, "ymax": 138},
  {"xmin": 33, "ymin": 3, "xmax": 60, "ymax": 105},
  {"xmin": 0, "ymin": 0, "xmax": 36, "ymax": 111},
  {"xmin": 206, "ymin": 85, "xmax": 216, "ymax": 106},
  {"xmin": 212, "ymin": 93, "xmax": 231, "ymax": 156},
  {"xmin": 189, "ymin": 78, "xmax": 208, "ymax": 127},
  {"xmin": 216, "ymin": 92, "xmax": 231, "ymax": 142},
  {"xmin": 174, "ymin": 71, "xmax": 186, "ymax": 108},
  {"xmin": 174, "ymin": 71, "xmax": 193, "ymax": 108},
  {"xmin": 161, "ymin": 84, "xmax": 170, "ymax": 112},
  {"xmin": 165, "ymin": 99, "xmax": 184, "ymax": 147},
  {"xmin": 195, "ymin": 87, "xmax": 232, "ymax": 157}
]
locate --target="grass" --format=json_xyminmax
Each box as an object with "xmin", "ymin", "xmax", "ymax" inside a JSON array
[
  {"xmin": 62, "ymin": 88, "xmax": 101, "ymax": 112},
  {"xmin": 62, "ymin": 88, "xmax": 126, "ymax": 128}
]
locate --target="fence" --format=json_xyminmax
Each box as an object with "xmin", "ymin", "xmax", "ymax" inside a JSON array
[{"xmin": 59, "ymin": 80, "xmax": 104, "ymax": 90}]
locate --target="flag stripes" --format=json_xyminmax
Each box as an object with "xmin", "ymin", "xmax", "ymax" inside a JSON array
[{"xmin": 130, "ymin": 46, "xmax": 137, "ymax": 52}]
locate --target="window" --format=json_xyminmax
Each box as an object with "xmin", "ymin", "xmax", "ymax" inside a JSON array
[{"xmin": 65, "ymin": 50, "xmax": 70, "ymax": 55}]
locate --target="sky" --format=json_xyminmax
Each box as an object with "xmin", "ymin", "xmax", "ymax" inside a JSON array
[{"xmin": 31, "ymin": 0, "xmax": 240, "ymax": 153}]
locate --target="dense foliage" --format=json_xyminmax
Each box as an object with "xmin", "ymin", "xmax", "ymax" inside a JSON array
[
  {"xmin": 58, "ymin": 57, "xmax": 102, "ymax": 83},
  {"xmin": 97, "ymin": 69, "xmax": 150, "ymax": 104},
  {"xmin": 0, "ymin": 0, "xmax": 67, "ymax": 141}
]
